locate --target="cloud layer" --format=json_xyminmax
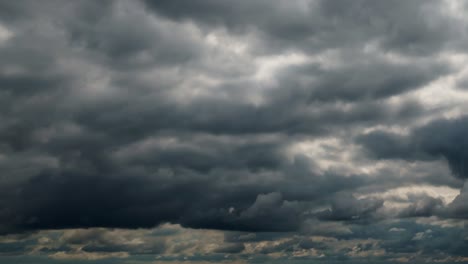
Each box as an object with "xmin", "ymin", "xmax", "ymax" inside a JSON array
[{"xmin": 1, "ymin": 0, "xmax": 468, "ymax": 263}]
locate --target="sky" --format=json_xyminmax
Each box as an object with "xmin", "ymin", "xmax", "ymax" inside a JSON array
[{"xmin": 1, "ymin": 0, "xmax": 468, "ymax": 263}]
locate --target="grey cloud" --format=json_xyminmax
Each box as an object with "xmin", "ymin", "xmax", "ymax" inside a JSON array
[
  {"xmin": 143, "ymin": 0, "xmax": 467, "ymax": 56},
  {"xmin": 235, "ymin": 192, "xmax": 304, "ymax": 231},
  {"xmin": 358, "ymin": 116, "xmax": 468, "ymax": 179},
  {"xmin": 358, "ymin": 116, "xmax": 468, "ymax": 221},
  {"xmin": 316, "ymin": 193, "xmax": 384, "ymax": 222},
  {"xmin": 456, "ymin": 74, "xmax": 468, "ymax": 90},
  {"xmin": 213, "ymin": 243, "xmax": 245, "ymax": 254},
  {"xmin": 65, "ymin": 1, "xmax": 203, "ymax": 70},
  {"xmin": 0, "ymin": 241, "xmax": 31, "ymax": 256},
  {"xmin": 398, "ymin": 194, "xmax": 444, "ymax": 218},
  {"xmin": 273, "ymin": 58, "xmax": 449, "ymax": 103},
  {"xmin": 445, "ymin": 183, "xmax": 468, "ymax": 219},
  {"xmin": 382, "ymin": 224, "xmax": 468, "ymax": 257},
  {"xmin": 0, "ymin": 153, "xmax": 372, "ymax": 233},
  {"xmin": 1, "ymin": 0, "xmax": 468, "ymax": 262}
]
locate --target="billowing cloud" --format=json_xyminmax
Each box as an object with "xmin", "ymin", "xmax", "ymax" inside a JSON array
[
  {"xmin": 1, "ymin": 0, "xmax": 468, "ymax": 263},
  {"xmin": 358, "ymin": 116, "xmax": 468, "ymax": 179}
]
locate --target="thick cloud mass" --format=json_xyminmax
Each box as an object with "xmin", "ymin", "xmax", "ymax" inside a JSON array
[
  {"xmin": 358, "ymin": 116, "xmax": 468, "ymax": 179},
  {"xmin": 1, "ymin": 0, "xmax": 468, "ymax": 263}
]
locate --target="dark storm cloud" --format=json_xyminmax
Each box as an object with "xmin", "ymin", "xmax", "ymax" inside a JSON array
[
  {"xmin": 273, "ymin": 58, "xmax": 449, "ymax": 102},
  {"xmin": 445, "ymin": 183, "xmax": 468, "ymax": 219},
  {"xmin": 0, "ymin": 156, "xmax": 373, "ymax": 233},
  {"xmin": 358, "ymin": 115, "xmax": 468, "ymax": 179},
  {"xmin": 398, "ymin": 194, "xmax": 444, "ymax": 218},
  {"xmin": 358, "ymin": 116, "xmax": 468, "ymax": 221},
  {"xmin": 1, "ymin": 0, "xmax": 468, "ymax": 262},
  {"xmin": 143, "ymin": 0, "xmax": 466, "ymax": 56},
  {"xmin": 316, "ymin": 193, "xmax": 384, "ymax": 222},
  {"xmin": 64, "ymin": 2, "xmax": 202, "ymax": 70}
]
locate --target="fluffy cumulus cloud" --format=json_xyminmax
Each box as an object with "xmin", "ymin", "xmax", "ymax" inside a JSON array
[{"xmin": 1, "ymin": 0, "xmax": 468, "ymax": 263}]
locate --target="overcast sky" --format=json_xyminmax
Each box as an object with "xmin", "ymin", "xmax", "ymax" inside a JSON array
[{"xmin": 1, "ymin": 0, "xmax": 468, "ymax": 263}]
